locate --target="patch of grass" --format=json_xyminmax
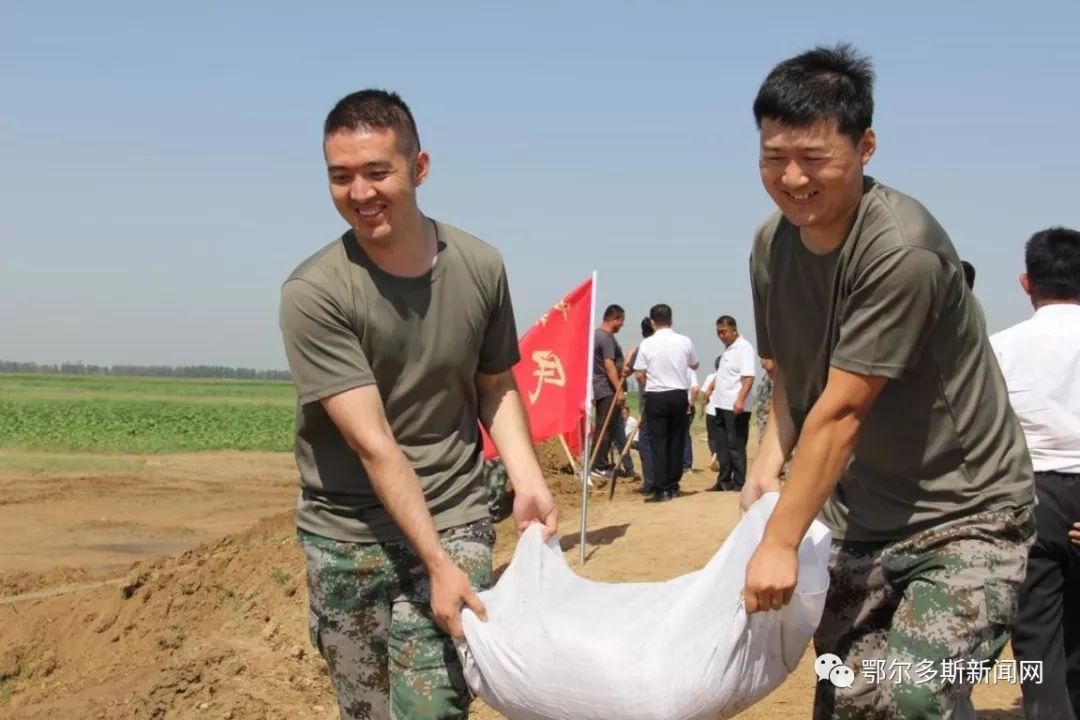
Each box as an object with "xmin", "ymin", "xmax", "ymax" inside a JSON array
[
  {"xmin": 0, "ymin": 374, "xmax": 295, "ymax": 402},
  {"xmin": 270, "ymin": 532, "xmax": 294, "ymax": 547},
  {"xmin": 0, "ymin": 398, "xmax": 294, "ymax": 453},
  {"xmin": 0, "ymin": 374, "xmax": 298, "ymax": 454},
  {"xmin": 269, "ymin": 567, "xmax": 292, "ymax": 586},
  {"xmin": 0, "ymin": 654, "xmax": 31, "ymax": 702}
]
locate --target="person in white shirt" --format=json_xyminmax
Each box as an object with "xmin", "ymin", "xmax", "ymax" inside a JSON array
[
  {"xmin": 990, "ymin": 226, "xmax": 1080, "ymax": 720},
  {"xmin": 703, "ymin": 316, "xmax": 756, "ymax": 492},
  {"xmin": 622, "ymin": 406, "xmax": 639, "ymax": 447},
  {"xmin": 624, "ymin": 317, "xmax": 658, "ymax": 495},
  {"xmin": 632, "ymin": 303, "xmax": 699, "ymax": 502},
  {"xmin": 699, "ymin": 359, "xmax": 721, "ymax": 470},
  {"xmin": 684, "ymin": 367, "xmax": 700, "ymax": 471}
]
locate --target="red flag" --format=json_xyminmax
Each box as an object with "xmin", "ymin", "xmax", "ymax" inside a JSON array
[{"xmin": 483, "ymin": 277, "xmax": 594, "ymax": 460}]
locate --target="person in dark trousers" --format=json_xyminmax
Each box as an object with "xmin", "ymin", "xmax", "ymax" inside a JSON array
[
  {"xmin": 704, "ymin": 316, "xmax": 756, "ymax": 491},
  {"xmin": 626, "ymin": 317, "xmax": 658, "ymax": 495},
  {"xmin": 991, "ymin": 227, "xmax": 1080, "ymax": 720},
  {"xmin": 590, "ymin": 304, "xmax": 633, "ymax": 482},
  {"xmin": 700, "ymin": 356, "xmax": 722, "ymax": 469},
  {"xmin": 683, "ymin": 367, "xmax": 699, "ymax": 471},
  {"xmin": 632, "ymin": 304, "xmax": 698, "ymax": 502}
]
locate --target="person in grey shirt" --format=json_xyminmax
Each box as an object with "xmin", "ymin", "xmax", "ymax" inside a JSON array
[
  {"xmin": 591, "ymin": 304, "xmax": 634, "ymax": 481},
  {"xmin": 739, "ymin": 45, "xmax": 1034, "ymax": 720}
]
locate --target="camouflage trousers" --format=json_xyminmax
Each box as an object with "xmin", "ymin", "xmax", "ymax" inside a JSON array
[
  {"xmin": 480, "ymin": 459, "xmax": 514, "ymax": 524},
  {"xmin": 297, "ymin": 519, "xmax": 495, "ymax": 720},
  {"xmin": 814, "ymin": 506, "xmax": 1035, "ymax": 720}
]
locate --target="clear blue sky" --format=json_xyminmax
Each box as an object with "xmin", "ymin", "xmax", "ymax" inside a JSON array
[{"xmin": 3, "ymin": 2, "xmax": 1078, "ymax": 370}]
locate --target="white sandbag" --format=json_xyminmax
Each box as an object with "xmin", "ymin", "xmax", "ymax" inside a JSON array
[{"xmin": 457, "ymin": 492, "xmax": 831, "ymax": 720}]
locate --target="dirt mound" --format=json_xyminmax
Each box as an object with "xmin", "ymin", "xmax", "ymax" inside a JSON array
[
  {"xmin": 0, "ymin": 566, "xmax": 98, "ymax": 598},
  {"xmin": 2, "ymin": 513, "xmax": 335, "ymax": 719},
  {"xmin": 533, "ymin": 437, "xmax": 576, "ymax": 476},
  {"xmin": 527, "ymin": 437, "xmax": 587, "ymax": 498},
  {"xmin": 0, "ymin": 456, "xmax": 619, "ymax": 719}
]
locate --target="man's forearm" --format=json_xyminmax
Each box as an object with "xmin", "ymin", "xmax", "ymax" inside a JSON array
[
  {"xmin": 477, "ymin": 369, "xmax": 558, "ymax": 539},
  {"xmin": 360, "ymin": 441, "xmax": 453, "ymax": 570},
  {"xmin": 760, "ymin": 406, "xmax": 860, "ymax": 550},
  {"xmin": 748, "ymin": 373, "xmax": 796, "ymax": 480},
  {"xmin": 323, "ymin": 389, "xmax": 450, "ymax": 572},
  {"xmin": 759, "ymin": 367, "xmax": 884, "ymax": 550},
  {"xmin": 477, "ymin": 372, "xmax": 546, "ymax": 490}
]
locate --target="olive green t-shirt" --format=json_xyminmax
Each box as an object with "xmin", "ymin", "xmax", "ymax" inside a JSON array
[
  {"xmin": 279, "ymin": 219, "xmax": 520, "ymax": 543},
  {"xmin": 750, "ymin": 178, "xmax": 1034, "ymax": 542}
]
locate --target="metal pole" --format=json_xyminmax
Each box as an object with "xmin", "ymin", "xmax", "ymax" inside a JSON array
[{"xmin": 579, "ymin": 270, "xmax": 598, "ymax": 566}]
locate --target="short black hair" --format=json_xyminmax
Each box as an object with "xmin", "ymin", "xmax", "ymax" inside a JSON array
[
  {"xmin": 716, "ymin": 315, "xmax": 737, "ymax": 329},
  {"xmin": 324, "ymin": 89, "xmax": 421, "ymax": 156},
  {"xmin": 1025, "ymin": 227, "xmax": 1080, "ymax": 301},
  {"xmin": 649, "ymin": 304, "xmax": 673, "ymax": 326},
  {"xmin": 640, "ymin": 317, "xmax": 654, "ymax": 339},
  {"xmin": 960, "ymin": 260, "xmax": 976, "ymax": 290},
  {"xmin": 603, "ymin": 304, "xmax": 625, "ymax": 321},
  {"xmin": 753, "ymin": 43, "xmax": 875, "ymax": 145}
]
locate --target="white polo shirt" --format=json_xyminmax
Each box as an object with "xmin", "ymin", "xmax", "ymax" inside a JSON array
[
  {"xmin": 713, "ymin": 335, "xmax": 756, "ymax": 411},
  {"xmin": 632, "ymin": 327, "xmax": 698, "ymax": 393},
  {"xmin": 990, "ymin": 303, "xmax": 1080, "ymax": 473}
]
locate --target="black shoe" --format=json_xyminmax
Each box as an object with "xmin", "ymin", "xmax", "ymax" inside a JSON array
[
  {"xmin": 633, "ymin": 486, "xmax": 653, "ymax": 495},
  {"xmin": 644, "ymin": 491, "xmax": 672, "ymax": 503}
]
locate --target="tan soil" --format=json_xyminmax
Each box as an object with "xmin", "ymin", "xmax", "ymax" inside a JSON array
[
  {"xmin": 0, "ymin": 434, "xmax": 1023, "ymax": 718},
  {"xmin": 0, "ymin": 451, "xmax": 298, "ymax": 584}
]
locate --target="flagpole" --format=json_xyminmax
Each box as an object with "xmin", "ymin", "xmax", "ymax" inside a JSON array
[{"xmin": 579, "ymin": 270, "xmax": 598, "ymax": 566}]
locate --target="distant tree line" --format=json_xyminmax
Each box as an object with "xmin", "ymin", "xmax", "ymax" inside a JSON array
[{"xmin": 0, "ymin": 360, "xmax": 291, "ymax": 381}]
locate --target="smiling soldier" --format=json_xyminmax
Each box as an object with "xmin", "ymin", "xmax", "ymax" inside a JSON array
[
  {"xmin": 739, "ymin": 46, "xmax": 1035, "ymax": 719},
  {"xmin": 279, "ymin": 90, "xmax": 557, "ymax": 720}
]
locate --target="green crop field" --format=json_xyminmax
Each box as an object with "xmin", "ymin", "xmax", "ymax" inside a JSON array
[
  {"xmin": 0, "ymin": 374, "xmax": 297, "ymax": 453},
  {"xmin": 0, "ymin": 374, "xmax": 711, "ymax": 455}
]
